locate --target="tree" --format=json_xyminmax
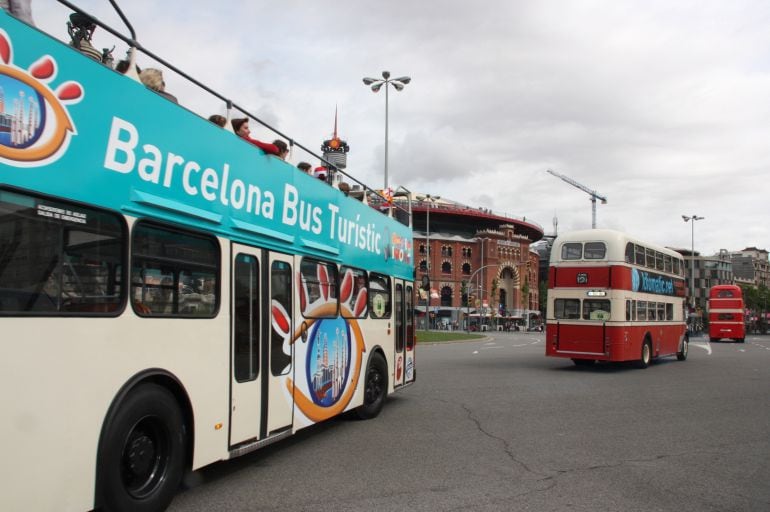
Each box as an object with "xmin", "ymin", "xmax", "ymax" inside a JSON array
[
  {"xmin": 539, "ymin": 280, "xmax": 548, "ymax": 316},
  {"xmin": 490, "ymin": 278, "xmax": 499, "ymax": 328}
]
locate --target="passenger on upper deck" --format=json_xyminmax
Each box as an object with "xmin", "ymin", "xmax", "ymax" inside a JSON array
[
  {"xmin": 231, "ymin": 118, "xmax": 281, "ymax": 156},
  {"xmin": 297, "ymin": 162, "xmax": 312, "ymax": 174},
  {"xmin": 313, "ymin": 166, "xmax": 329, "ymax": 183},
  {"xmin": 139, "ymin": 68, "xmax": 178, "ymax": 104},
  {"xmin": 208, "ymin": 115, "xmax": 227, "ymax": 127},
  {"xmin": 273, "ymin": 140, "xmax": 289, "ymax": 160},
  {"xmin": 115, "ymin": 59, "xmax": 140, "ymax": 75},
  {"xmin": 1, "ymin": 0, "xmax": 34, "ymax": 25}
]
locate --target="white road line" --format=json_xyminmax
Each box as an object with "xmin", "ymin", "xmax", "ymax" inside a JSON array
[{"xmin": 690, "ymin": 340, "xmax": 712, "ymax": 355}]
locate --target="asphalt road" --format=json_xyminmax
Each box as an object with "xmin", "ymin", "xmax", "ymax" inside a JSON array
[{"xmin": 169, "ymin": 332, "xmax": 770, "ymax": 512}]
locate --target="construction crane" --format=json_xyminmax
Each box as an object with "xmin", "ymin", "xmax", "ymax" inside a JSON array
[{"xmin": 546, "ymin": 169, "xmax": 607, "ymax": 229}]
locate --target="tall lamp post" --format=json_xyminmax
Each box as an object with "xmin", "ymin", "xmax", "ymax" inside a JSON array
[
  {"xmin": 362, "ymin": 71, "xmax": 411, "ymax": 191},
  {"xmin": 466, "ymin": 265, "xmax": 493, "ymax": 332},
  {"xmin": 417, "ymin": 194, "xmax": 440, "ymax": 330},
  {"xmin": 682, "ymin": 215, "xmax": 704, "ymax": 310}
]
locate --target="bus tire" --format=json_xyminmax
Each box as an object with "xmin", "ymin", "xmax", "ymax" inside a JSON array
[
  {"xmin": 356, "ymin": 352, "xmax": 388, "ymax": 420},
  {"xmin": 737, "ymin": 338, "xmax": 745, "ymax": 344},
  {"xmin": 571, "ymin": 358, "xmax": 595, "ymax": 367},
  {"xmin": 635, "ymin": 339, "xmax": 652, "ymax": 369},
  {"xmin": 676, "ymin": 337, "xmax": 688, "ymax": 361},
  {"xmin": 97, "ymin": 384, "xmax": 186, "ymax": 512}
]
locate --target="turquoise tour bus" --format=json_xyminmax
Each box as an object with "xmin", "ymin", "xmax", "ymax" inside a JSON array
[{"xmin": 0, "ymin": 4, "xmax": 415, "ymax": 511}]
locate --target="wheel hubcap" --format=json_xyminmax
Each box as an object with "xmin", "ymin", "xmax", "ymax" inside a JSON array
[
  {"xmin": 365, "ymin": 369, "xmax": 382, "ymax": 404},
  {"xmin": 121, "ymin": 418, "xmax": 168, "ymax": 498}
]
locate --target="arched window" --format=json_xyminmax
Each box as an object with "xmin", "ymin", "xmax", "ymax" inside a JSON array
[
  {"xmin": 446, "ymin": 246, "xmax": 453, "ymax": 257},
  {"xmin": 419, "ymin": 244, "xmax": 426, "ymax": 255},
  {"xmin": 441, "ymin": 261, "xmax": 452, "ymax": 274},
  {"xmin": 441, "ymin": 286, "xmax": 452, "ymax": 307},
  {"xmin": 462, "ymin": 262, "xmax": 471, "ymax": 275},
  {"xmin": 419, "ymin": 259, "xmax": 427, "ymax": 272}
]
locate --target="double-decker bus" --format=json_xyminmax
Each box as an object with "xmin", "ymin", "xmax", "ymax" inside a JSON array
[
  {"xmin": 546, "ymin": 229, "xmax": 688, "ymax": 368},
  {"xmin": 0, "ymin": 6, "xmax": 415, "ymax": 512},
  {"xmin": 708, "ymin": 285, "xmax": 745, "ymax": 343}
]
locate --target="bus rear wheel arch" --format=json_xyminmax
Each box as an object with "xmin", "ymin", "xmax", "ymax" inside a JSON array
[
  {"xmin": 96, "ymin": 383, "xmax": 187, "ymax": 512},
  {"xmin": 635, "ymin": 337, "xmax": 652, "ymax": 369},
  {"xmin": 677, "ymin": 336, "xmax": 689, "ymax": 361}
]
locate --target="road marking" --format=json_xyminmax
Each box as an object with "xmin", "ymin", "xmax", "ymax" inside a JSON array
[{"xmin": 690, "ymin": 340, "xmax": 712, "ymax": 355}]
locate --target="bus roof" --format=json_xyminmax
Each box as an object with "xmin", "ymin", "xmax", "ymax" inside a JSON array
[{"xmin": 552, "ymin": 229, "xmax": 683, "ymax": 263}]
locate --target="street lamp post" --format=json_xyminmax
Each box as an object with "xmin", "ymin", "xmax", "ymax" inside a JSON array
[
  {"xmin": 362, "ymin": 71, "xmax": 411, "ymax": 191},
  {"xmin": 466, "ymin": 265, "xmax": 493, "ymax": 333},
  {"xmin": 417, "ymin": 194, "xmax": 440, "ymax": 330},
  {"xmin": 682, "ymin": 215, "xmax": 704, "ymax": 310}
]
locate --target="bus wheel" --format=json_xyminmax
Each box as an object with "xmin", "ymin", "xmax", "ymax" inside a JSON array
[
  {"xmin": 737, "ymin": 338, "xmax": 745, "ymax": 344},
  {"xmin": 635, "ymin": 340, "xmax": 652, "ymax": 369},
  {"xmin": 571, "ymin": 359, "xmax": 595, "ymax": 367},
  {"xmin": 677, "ymin": 337, "xmax": 688, "ymax": 361},
  {"xmin": 98, "ymin": 384, "xmax": 186, "ymax": 512},
  {"xmin": 356, "ymin": 352, "xmax": 388, "ymax": 420}
]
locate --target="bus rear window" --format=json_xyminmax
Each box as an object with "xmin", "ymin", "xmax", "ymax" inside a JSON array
[
  {"xmin": 561, "ymin": 243, "xmax": 582, "ymax": 260},
  {"xmin": 554, "ymin": 298, "xmax": 580, "ymax": 319},
  {"xmin": 584, "ymin": 242, "xmax": 606, "ymax": 259},
  {"xmin": 583, "ymin": 299, "xmax": 610, "ymax": 320},
  {"xmin": 0, "ymin": 189, "xmax": 126, "ymax": 315}
]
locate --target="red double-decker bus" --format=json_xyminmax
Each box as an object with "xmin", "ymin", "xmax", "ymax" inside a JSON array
[
  {"xmin": 708, "ymin": 285, "xmax": 745, "ymax": 343},
  {"xmin": 546, "ymin": 229, "xmax": 688, "ymax": 368}
]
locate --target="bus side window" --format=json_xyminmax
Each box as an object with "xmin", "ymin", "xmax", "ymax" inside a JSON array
[
  {"xmin": 368, "ymin": 273, "xmax": 392, "ymax": 319},
  {"xmin": 634, "ymin": 245, "xmax": 646, "ymax": 266},
  {"xmin": 131, "ymin": 222, "xmax": 219, "ymax": 317},
  {"xmin": 299, "ymin": 258, "xmax": 339, "ymax": 318},
  {"xmin": 624, "ymin": 243, "xmax": 634, "ymax": 263},
  {"xmin": 626, "ymin": 300, "xmax": 631, "ymax": 321},
  {"xmin": 340, "ymin": 265, "xmax": 367, "ymax": 318}
]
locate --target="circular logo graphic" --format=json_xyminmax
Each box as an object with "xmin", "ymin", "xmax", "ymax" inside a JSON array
[
  {"xmin": 631, "ymin": 268, "xmax": 640, "ymax": 292},
  {"xmin": 305, "ymin": 317, "xmax": 351, "ymax": 407}
]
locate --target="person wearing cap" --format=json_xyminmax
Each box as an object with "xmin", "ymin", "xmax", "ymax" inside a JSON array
[
  {"xmin": 231, "ymin": 118, "xmax": 280, "ymax": 156},
  {"xmin": 314, "ymin": 166, "xmax": 329, "ymax": 183}
]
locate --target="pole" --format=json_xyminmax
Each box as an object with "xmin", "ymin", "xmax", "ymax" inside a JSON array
[
  {"xmin": 425, "ymin": 204, "xmax": 430, "ymax": 331},
  {"xmin": 384, "ymin": 79, "xmax": 389, "ymax": 191},
  {"xmin": 466, "ymin": 264, "xmax": 493, "ymax": 333},
  {"xmin": 690, "ymin": 219, "xmax": 695, "ymax": 309}
]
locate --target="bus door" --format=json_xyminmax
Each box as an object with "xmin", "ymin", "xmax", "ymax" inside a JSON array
[
  {"xmin": 393, "ymin": 281, "xmax": 416, "ymax": 388},
  {"xmin": 230, "ymin": 245, "xmax": 294, "ymax": 446}
]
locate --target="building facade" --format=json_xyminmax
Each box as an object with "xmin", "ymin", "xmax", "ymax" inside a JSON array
[
  {"xmin": 731, "ymin": 247, "xmax": 770, "ymax": 288},
  {"xmin": 410, "ymin": 198, "xmax": 544, "ymax": 330}
]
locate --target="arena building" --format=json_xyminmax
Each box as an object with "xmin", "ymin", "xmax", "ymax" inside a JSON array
[{"xmin": 409, "ymin": 195, "xmax": 544, "ymax": 331}]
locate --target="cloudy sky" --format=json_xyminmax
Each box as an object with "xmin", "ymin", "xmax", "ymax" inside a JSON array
[{"xmin": 35, "ymin": 0, "xmax": 770, "ymax": 255}]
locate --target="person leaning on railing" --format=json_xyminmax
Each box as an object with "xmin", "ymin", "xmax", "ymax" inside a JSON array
[{"xmin": 231, "ymin": 117, "xmax": 282, "ymax": 157}]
